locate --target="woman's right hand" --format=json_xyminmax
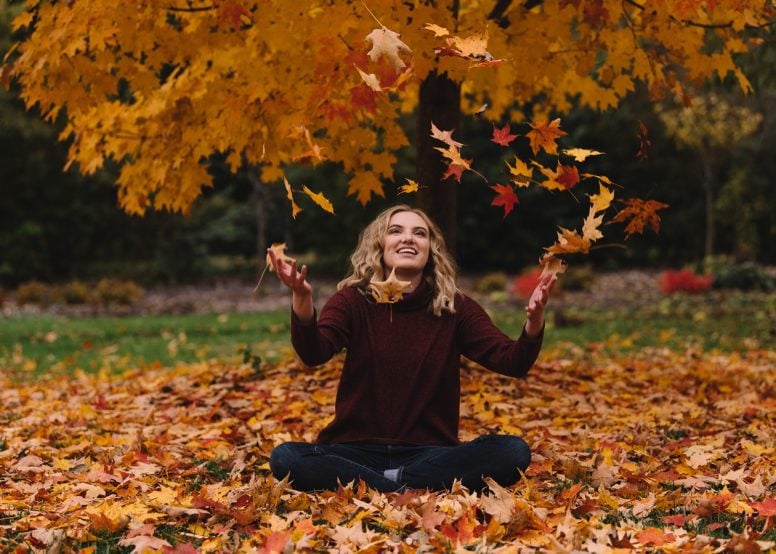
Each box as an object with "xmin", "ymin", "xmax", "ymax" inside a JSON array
[{"xmin": 267, "ymin": 248, "xmax": 314, "ymax": 322}]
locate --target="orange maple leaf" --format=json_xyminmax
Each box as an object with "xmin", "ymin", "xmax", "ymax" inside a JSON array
[
  {"xmin": 526, "ymin": 118, "xmax": 567, "ymax": 155},
  {"xmin": 539, "ymin": 253, "xmax": 568, "ymax": 279},
  {"xmin": 611, "ymin": 198, "xmax": 669, "ymax": 237},
  {"xmin": 302, "ymin": 186, "xmax": 335, "ymax": 214},
  {"xmin": 546, "ymin": 227, "xmax": 591, "ymax": 255},
  {"xmin": 489, "ymin": 184, "xmax": 518, "ymax": 218},
  {"xmin": 557, "ymin": 164, "xmax": 580, "ymax": 189}
]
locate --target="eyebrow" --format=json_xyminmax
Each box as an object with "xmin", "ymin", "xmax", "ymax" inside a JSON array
[{"xmin": 388, "ymin": 224, "xmax": 428, "ymax": 231}]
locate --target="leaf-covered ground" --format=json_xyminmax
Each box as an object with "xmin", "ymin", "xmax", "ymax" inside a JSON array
[{"xmin": 1, "ymin": 345, "xmax": 774, "ymax": 552}]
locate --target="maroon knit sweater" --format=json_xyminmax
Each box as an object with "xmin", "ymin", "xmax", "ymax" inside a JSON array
[{"xmin": 291, "ymin": 281, "xmax": 543, "ymax": 446}]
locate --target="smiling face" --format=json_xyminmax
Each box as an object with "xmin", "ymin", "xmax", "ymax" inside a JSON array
[{"xmin": 382, "ymin": 210, "xmax": 431, "ymax": 285}]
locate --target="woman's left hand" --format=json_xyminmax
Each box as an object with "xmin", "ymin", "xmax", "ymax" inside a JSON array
[{"xmin": 525, "ymin": 273, "xmax": 556, "ymax": 337}]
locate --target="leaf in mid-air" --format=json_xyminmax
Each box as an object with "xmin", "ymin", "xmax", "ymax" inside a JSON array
[
  {"xmin": 489, "ymin": 184, "xmax": 518, "ymax": 218},
  {"xmin": 266, "ymin": 243, "xmax": 296, "ymax": 273},
  {"xmin": 365, "ymin": 26, "xmax": 411, "ymax": 72},
  {"xmin": 368, "ymin": 268, "xmax": 411, "ymax": 304},
  {"xmin": 398, "ymin": 179, "xmax": 419, "ymax": 194},
  {"xmin": 302, "ymin": 186, "xmax": 335, "ymax": 214},
  {"xmin": 430, "ymin": 122, "xmax": 464, "ymax": 148},
  {"xmin": 589, "ymin": 182, "xmax": 615, "ymax": 213},
  {"xmin": 562, "ymin": 148, "xmax": 604, "ymax": 162},
  {"xmin": 283, "ymin": 176, "xmax": 302, "ymax": 219},
  {"xmin": 612, "ymin": 198, "xmax": 669, "ymax": 237},
  {"xmin": 539, "ymin": 253, "xmax": 567, "ymax": 279},
  {"xmin": 491, "ymin": 123, "xmax": 518, "ymax": 147},
  {"xmin": 506, "ymin": 157, "xmax": 533, "ymax": 187},
  {"xmin": 527, "ymin": 119, "xmax": 567, "ymax": 156}
]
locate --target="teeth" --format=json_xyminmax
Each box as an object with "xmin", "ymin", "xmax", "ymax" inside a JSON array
[{"xmin": 398, "ymin": 248, "xmax": 416, "ymax": 254}]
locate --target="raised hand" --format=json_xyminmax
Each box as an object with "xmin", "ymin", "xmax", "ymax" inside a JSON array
[
  {"xmin": 267, "ymin": 247, "xmax": 314, "ymax": 322},
  {"xmin": 524, "ymin": 273, "xmax": 556, "ymax": 337}
]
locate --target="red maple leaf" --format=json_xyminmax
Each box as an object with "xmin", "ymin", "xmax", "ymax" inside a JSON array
[
  {"xmin": 750, "ymin": 497, "xmax": 776, "ymax": 517},
  {"xmin": 583, "ymin": 0, "xmax": 609, "ymax": 26},
  {"xmin": 442, "ymin": 163, "xmax": 465, "ymax": 183},
  {"xmin": 491, "ymin": 123, "xmax": 518, "ymax": 146},
  {"xmin": 611, "ymin": 198, "xmax": 669, "ymax": 237},
  {"xmin": 636, "ymin": 120, "xmax": 652, "ymax": 159},
  {"xmin": 490, "ymin": 184, "xmax": 518, "ymax": 217},
  {"xmin": 557, "ymin": 164, "xmax": 580, "ymax": 189}
]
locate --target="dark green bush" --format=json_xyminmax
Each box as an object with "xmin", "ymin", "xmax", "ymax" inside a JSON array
[{"xmin": 711, "ymin": 262, "xmax": 774, "ymax": 291}]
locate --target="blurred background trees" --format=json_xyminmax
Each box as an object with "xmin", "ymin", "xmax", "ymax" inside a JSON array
[{"xmin": 1, "ymin": 2, "xmax": 774, "ymax": 287}]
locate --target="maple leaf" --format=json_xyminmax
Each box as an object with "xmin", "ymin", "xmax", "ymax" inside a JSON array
[
  {"xmin": 442, "ymin": 164, "xmax": 465, "ymax": 183},
  {"xmin": 557, "ymin": 164, "xmax": 580, "ymax": 189},
  {"xmin": 491, "ymin": 123, "xmax": 518, "ymax": 147},
  {"xmin": 539, "ymin": 253, "xmax": 567, "ymax": 280},
  {"xmin": 430, "ymin": 122, "xmax": 464, "ymax": 148},
  {"xmin": 546, "ymin": 227, "xmax": 591, "ymax": 255},
  {"xmin": 302, "ymin": 186, "xmax": 335, "ymax": 214},
  {"xmin": 636, "ymin": 527, "xmax": 675, "ymax": 547},
  {"xmin": 368, "ymin": 267, "xmax": 411, "ymax": 304},
  {"xmin": 750, "ymin": 497, "xmax": 776, "ymax": 517},
  {"xmin": 365, "ymin": 26, "xmax": 411, "ymax": 72},
  {"xmin": 490, "ymin": 184, "xmax": 518, "ymax": 218},
  {"xmin": 356, "ymin": 67, "xmax": 382, "ymax": 92},
  {"xmin": 589, "ymin": 183, "xmax": 615, "ymax": 213},
  {"xmin": 506, "ymin": 157, "xmax": 533, "ymax": 187},
  {"xmin": 398, "ymin": 179, "xmax": 419, "ymax": 194},
  {"xmin": 611, "ymin": 198, "xmax": 669, "ymax": 237},
  {"xmin": 526, "ymin": 119, "xmax": 567, "ymax": 156},
  {"xmin": 283, "ymin": 176, "xmax": 302, "ymax": 219},
  {"xmin": 118, "ymin": 533, "xmax": 171, "ymax": 553},
  {"xmin": 218, "ymin": 1, "xmax": 251, "ymax": 30},
  {"xmin": 264, "ymin": 242, "xmax": 296, "ymax": 275},
  {"xmin": 562, "ymin": 148, "xmax": 604, "ymax": 162},
  {"xmin": 582, "ymin": 206, "xmax": 604, "ymax": 242},
  {"xmin": 423, "ymin": 23, "xmax": 450, "ymax": 37},
  {"xmin": 636, "ymin": 120, "xmax": 652, "ymax": 159}
]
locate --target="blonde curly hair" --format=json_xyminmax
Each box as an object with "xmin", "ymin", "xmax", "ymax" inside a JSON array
[{"xmin": 338, "ymin": 205, "xmax": 458, "ymax": 316}]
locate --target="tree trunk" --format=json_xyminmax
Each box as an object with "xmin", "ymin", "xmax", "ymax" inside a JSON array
[
  {"xmin": 247, "ymin": 168, "xmax": 267, "ymax": 271},
  {"xmin": 416, "ymin": 71, "xmax": 461, "ymax": 254},
  {"xmin": 700, "ymin": 154, "xmax": 715, "ymax": 259}
]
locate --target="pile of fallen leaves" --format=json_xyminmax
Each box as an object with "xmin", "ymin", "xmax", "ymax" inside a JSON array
[{"xmin": 1, "ymin": 345, "xmax": 774, "ymax": 552}]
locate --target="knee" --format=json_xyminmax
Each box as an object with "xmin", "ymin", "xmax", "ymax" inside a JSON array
[
  {"xmin": 269, "ymin": 442, "xmax": 298, "ymax": 480},
  {"xmin": 478, "ymin": 434, "xmax": 531, "ymax": 481},
  {"xmin": 502, "ymin": 435, "xmax": 531, "ymax": 472}
]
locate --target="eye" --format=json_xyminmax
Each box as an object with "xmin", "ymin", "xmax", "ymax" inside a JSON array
[{"xmin": 415, "ymin": 229, "xmax": 428, "ymax": 237}]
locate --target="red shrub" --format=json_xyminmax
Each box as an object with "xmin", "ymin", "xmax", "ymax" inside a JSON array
[
  {"xmin": 512, "ymin": 268, "xmax": 543, "ymax": 299},
  {"xmin": 660, "ymin": 269, "xmax": 712, "ymax": 294}
]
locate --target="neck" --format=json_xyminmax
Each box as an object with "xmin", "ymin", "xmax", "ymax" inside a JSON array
[{"xmin": 393, "ymin": 268, "xmax": 423, "ymax": 291}]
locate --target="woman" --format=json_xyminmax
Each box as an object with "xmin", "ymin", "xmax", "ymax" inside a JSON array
[{"xmin": 268, "ymin": 205, "xmax": 555, "ymax": 492}]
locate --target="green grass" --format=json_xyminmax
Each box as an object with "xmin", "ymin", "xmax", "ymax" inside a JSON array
[
  {"xmin": 494, "ymin": 290, "xmax": 775, "ymax": 352},
  {"xmin": 2, "ymin": 289, "xmax": 772, "ymax": 376},
  {"xmin": 0, "ymin": 311, "xmax": 291, "ymax": 376}
]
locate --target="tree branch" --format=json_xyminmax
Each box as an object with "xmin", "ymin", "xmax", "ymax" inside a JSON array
[{"xmin": 166, "ymin": 5, "xmax": 216, "ymax": 12}]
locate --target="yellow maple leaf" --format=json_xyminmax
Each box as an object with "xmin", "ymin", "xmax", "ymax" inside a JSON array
[
  {"xmin": 283, "ymin": 176, "xmax": 302, "ymax": 219},
  {"xmin": 368, "ymin": 267, "xmax": 411, "ymax": 304},
  {"xmin": 506, "ymin": 157, "xmax": 533, "ymax": 187},
  {"xmin": 423, "ymin": 22, "xmax": 449, "ymax": 37},
  {"xmin": 302, "ymin": 185, "xmax": 335, "ymax": 214},
  {"xmin": 539, "ymin": 253, "xmax": 568, "ymax": 279},
  {"xmin": 582, "ymin": 206, "xmax": 604, "ymax": 242},
  {"xmin": 546, "ymin": 227, "xmax": 591, "ymax": 255},
  {"xmin": 562, "ymin": 147, "xmax": 604, "ymax": 162},
  {"xmin": 398, "ymin": 179, "xmax": 419, "ymax": 194},
  {"xmin": 589, "ymin": 183, "xmax": 614, "ymax": 213}
]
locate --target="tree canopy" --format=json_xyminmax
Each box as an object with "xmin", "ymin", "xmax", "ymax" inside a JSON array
[{"xmin": 3, "ymin": 0, "xmax": 773, "ymax": 219}]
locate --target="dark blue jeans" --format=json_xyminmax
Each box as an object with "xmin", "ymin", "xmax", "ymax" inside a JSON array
[{"xmin": 269, "ymin": 434, "xmax": 530, "ymax": 492}]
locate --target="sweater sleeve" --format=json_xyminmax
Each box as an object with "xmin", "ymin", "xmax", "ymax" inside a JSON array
[
  {"xmin": 456, "ymin": 294, "xmax": 543, "ymax": 378},
  {"xmin": 290, "ymin": 288, "xmax": 353, "ymax": 366}
]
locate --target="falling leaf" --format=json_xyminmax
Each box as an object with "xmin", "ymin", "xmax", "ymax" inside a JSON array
[
  {"xmin": 582, "ymin": 206, "xmax": 604, "ymax": 242},
  {"xmin": 283, "ymin": 176, "xmax": 302, "ymax": 219},
  {"xmin": 302, "ymin": 186, "xmax": 335, "ymax": 214},
  {"xmin": 557, "ymin": 164, "xmax": 580, "ymax": 189},
  {"xmin": 506, "ymin": 157, "xmax": 533, "ymax": 187},
  {"xmin": 491, "ymin": 123, "xmax": 518, "ymax": 147},
  {"xmin": 489, "ymin": 184, "xmax": 518, "ymax": 218},
  {"xmin": 430, "ymin": 121, "xmax": 464, "ymax": 148},
  {"xmin": 589, "ymin": 183, "xmax": 615, "ymax": 213},
  {"xmin": 356, "ymin": 67, "xmax": 382, "ymax": 92},
  {"xmin": 365, "ymin": 26, "xmax": 411, "ymax": 72},
  {"xmin": 636, "ymin": 120, "xmax": 652, "ymax": 159},
  {"xmin": 423, "ymin": 22, "xmax": 450, "ymax": 37},
  {"xmin": 526, "ymin": 118, "xmax": 567, "ymax": 156},
  {"xmin": 539, "ymin": 253, "xmax": 567, "ymax": 279},
  {"xmin": 398, "ymin": 179, "xmax": 419, "ymax": 194},
  {"xmin": 368, "ymin": 267, "xmax": 411, "ymax": 304},
  {"xmin": 611, "ymin": 198, "xmax": 669, "ymax": 237},
  {"xmin": 265, "ymin": 242, "xmax": 296, "ymax": 273},
  {"xmin": 562, "ymin": 148, "xmax": 604, "ymax": 162}
]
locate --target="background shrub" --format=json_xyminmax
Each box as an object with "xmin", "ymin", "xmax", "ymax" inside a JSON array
[
  {"xmin": 474, "ymin": 272, "xmax": 508, "ymax": 294},
  {"xmin": 660, "ymin": 269, "xmax": 713, "ymax": 294},
  {"xmin": 94, "ymin": 278, "xmax": 144, "ymax": 305}
]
